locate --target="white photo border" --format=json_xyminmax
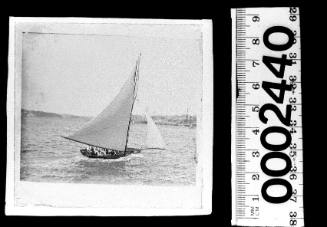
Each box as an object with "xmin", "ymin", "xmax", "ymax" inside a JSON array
[{"xmin": 6, "ymin": 17, "xmax": 213, "ymax": 216}]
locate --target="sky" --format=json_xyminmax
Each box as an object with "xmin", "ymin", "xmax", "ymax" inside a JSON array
[{"xmin": 21, "ymin": 22, "xmax": 203, "ymax": 117}]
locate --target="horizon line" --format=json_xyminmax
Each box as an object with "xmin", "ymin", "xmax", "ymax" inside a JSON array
[{"xmin": 21, "ymin": 108, "xmax": 197, "ymax": 118}]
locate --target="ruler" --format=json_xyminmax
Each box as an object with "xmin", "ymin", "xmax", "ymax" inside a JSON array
[{"xmin": 231, "ymin": 8, "xmax": 303, "ymax": 226}]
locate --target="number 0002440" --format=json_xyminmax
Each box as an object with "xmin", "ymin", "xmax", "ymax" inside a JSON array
[{"xmin": 231, "ymin": 7, "xmax": 303, "ymax": 227}]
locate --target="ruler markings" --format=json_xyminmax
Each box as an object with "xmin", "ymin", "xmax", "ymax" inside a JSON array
[{"xmin": 232, "ymin": 7, "xmax": 303, "ymax": 227}]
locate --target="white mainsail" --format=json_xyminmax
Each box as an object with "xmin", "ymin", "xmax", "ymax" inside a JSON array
[
  {"xmin": 145, "ymin": 112, "xmax": 166, "ymax": 149},
  {"xmin": 63, "ymin": 56, "xmax": 140, "ymax": 151}
]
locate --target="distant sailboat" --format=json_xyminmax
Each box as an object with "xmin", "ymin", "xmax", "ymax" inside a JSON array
[
  {"xmin": 62, "ymin": 54, "xmax": 166, "ymax": 159},
  {"xmin": 184, "ymin": 107, "xmax": 196, "ymax": 128}
]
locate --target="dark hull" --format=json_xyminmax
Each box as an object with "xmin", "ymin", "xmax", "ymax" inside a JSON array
[{"xmin": 80, "ymin": 148, "xmax": 141, "ymax": 159}]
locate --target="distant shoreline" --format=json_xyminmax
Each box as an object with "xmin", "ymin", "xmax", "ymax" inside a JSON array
[{"xmin": 21, "ymin": 109, "xmax": 197, "ymax": 127}]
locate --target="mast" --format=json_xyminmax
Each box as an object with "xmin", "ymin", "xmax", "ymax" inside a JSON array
[
  {"xmin": 186, "ymin": 107, "xmax": 189, "ymax": 122},
  {"xmin": 124, "ymin": 53, "xmax": 141, "ymax": 154}
]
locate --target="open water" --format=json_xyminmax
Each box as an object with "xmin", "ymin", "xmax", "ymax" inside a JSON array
[{"xmin": 20, "ymin": 116, "xmax": 197, "ymax": 185}]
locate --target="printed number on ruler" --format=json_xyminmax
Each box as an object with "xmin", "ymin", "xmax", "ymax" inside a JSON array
[{"xmin": 231, "ymin": 7, "xmax": 303, "ymax": 227}]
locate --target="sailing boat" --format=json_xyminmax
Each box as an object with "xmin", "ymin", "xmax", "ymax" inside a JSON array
[
  {"xmin": 145, "ymin": 112, "xmax": 165, "ymax": 149},
  {"xmin": 62, "ymin": 54, "xmax": 165, "ymax": 159},
  {"xmin": 183, "ymin": 107, "xmax": 196, "ymax": 128}
]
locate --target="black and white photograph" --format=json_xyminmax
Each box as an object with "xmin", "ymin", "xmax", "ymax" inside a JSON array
[
  {"xmin": 1, "ymin": 1, "xmax": 320, "ymax": 225},
  {"xmin": 6, "ymin": 17, "xmax": 213, "ymax": 215}
]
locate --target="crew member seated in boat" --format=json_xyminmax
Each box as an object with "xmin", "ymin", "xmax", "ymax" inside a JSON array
[
  {"xmin": 90, "ymin": 147, "xmax": 95, "ymax": 155},
  {"xmin": 93, "ymin": 147, "xmax": 97, "ymax": 155},
  {"xmin": 109, "ymin": 149, "xmax": 114, "ymax": 155}
]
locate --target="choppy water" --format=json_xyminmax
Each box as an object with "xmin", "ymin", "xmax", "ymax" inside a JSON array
[{"xmin": 21, "ymin": 116, "xmax": 197, "ymax": 185}]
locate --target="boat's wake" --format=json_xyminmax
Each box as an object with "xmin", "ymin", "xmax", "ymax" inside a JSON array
[
  {"xmin": 111, "ymin": 153, "xmax": 145, "ymax": 162},
  {"xmin": 129, "ymin": 153, "xmax": 144, "ymax": 158}
]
